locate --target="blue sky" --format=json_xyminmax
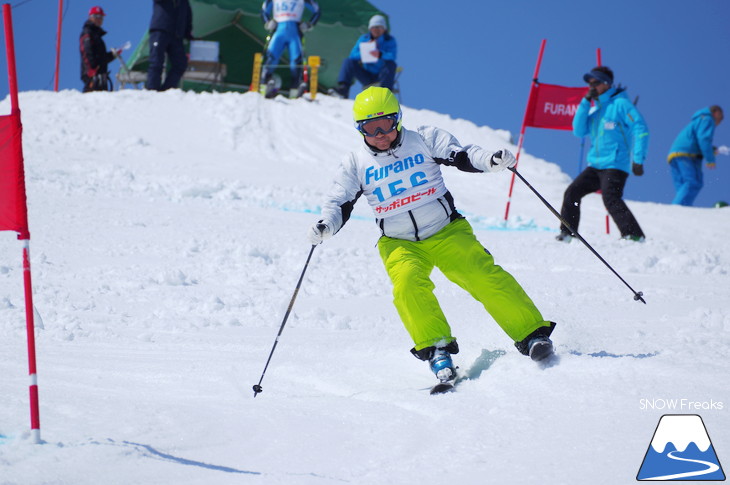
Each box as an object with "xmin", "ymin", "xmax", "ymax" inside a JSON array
[{"xmin": 1, "ymin": 0, "xmax": 729, "ymax": 207}]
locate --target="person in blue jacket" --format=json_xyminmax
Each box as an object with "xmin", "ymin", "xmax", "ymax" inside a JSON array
[
  {"xmin": 328, "ymin": 14, "xmax": 397, "ymax": 99},
  {"xmin": 261, "ymin": 0, "xmax": 321, "ymax": 98},
  {"xmin": 667, "ymin": 106, "xmax": 724, "ymax": 206},
  {"xmin": 146, "ymin": 0, "xmax": 193, "ymax": 91},
  {"xmin": 557, "ymin": 66, "xmax": 649, "ymax": 242}
]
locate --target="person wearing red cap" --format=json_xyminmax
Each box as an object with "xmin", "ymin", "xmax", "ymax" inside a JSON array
[{"xmin": 79, "ymin": 6, "xmax": 120, "ymax": 92}]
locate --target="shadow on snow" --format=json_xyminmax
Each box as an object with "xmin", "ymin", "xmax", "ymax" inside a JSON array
[
  {"xmin": 567, "ymin": 350, "xmax": 659, "ymax": 359},
  {"xmin": 122, "ymin": 440, "xmax": 261, "ymax": 475}
]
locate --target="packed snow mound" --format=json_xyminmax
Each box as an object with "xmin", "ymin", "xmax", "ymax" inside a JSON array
[{"xmin": 0, "ymin": 90, "xmax": 728, "ymax": 485}]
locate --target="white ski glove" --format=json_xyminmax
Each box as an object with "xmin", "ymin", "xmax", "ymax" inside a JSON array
[
  {"xmin": 717, "ymin": 145, "xmax": 729, "ymax": 156},
  {"xmin": 308, "ymin": 221, "xmax": 333, "ymax": 245},
  {"xmin": 265, "ymin": 20, "xmax": 277, "ymax": 32},
  {"xmin": 488, "ymin": 149, "xmax": 517, "ymax": 172},
  {"xmin": 299, "ymin": 21, "xmax": 312, "ymax": 33}
]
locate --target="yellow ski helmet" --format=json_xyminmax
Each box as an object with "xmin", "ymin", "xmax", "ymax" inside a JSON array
[{"xmin": 352, "ymin": 87, "xmax": 402, "ymax": 132}]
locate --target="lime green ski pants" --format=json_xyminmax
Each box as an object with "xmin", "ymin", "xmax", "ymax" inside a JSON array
[{"xmin": 377, "ymin": 218, "xmax": 551, "ymax": 351}]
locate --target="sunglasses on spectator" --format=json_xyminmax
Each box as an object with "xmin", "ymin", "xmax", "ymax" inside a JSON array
[
  {"xmin": 587, "ymin": 80, "xmax": 603, "ymax": 87},
  {"xmin": 356, "ymin": 113, "xmax": 400, "ymax": 137}
]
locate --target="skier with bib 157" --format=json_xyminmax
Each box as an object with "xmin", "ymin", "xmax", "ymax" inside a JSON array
[
  {"xmin": 308, "ymin": 87, "xmax": 557, "ymax": 391},
  {"xmin": 261, "ymin": 0, "xmax": 321, "ymax": 98}
]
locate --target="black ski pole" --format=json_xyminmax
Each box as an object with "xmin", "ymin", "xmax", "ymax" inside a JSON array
[
  {"xmin": 507, "ymin": 165, "xmax": 646, "ymax": 304},
  {"xmin": 253, "ymin": 244, "xmax": 317, "ymax": 397}
]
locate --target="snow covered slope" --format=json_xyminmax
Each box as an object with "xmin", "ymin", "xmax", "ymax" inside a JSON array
[{"xmin": 1, "ymin": 90, "xmax": 729, "ymax": 485}]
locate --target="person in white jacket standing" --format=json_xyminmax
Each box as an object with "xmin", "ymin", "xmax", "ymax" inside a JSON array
[{"xmin": 308, "ymin": 87, "xmax": 556, "ymax": 388}]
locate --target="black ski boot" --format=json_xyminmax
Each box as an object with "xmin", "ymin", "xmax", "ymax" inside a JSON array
[
  {"xmin": 264, "ymin": 79, "xmax": 277, "ymax": 99},
  {"xmin": 515, "ymin": 322, "xmax": 557, "ymax": 362},
  {"xmin": 527, "ymin": 335, "xmax": 554, "ymax": 361}
]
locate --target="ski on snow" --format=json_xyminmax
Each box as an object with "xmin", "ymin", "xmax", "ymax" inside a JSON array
[
  {"xmin": 427, "ymin": 348, "xmax": 557, "ymax": 395},
  {"xmin": 429, "ymin": 381, "xmax": 456, "ymax": 395}
]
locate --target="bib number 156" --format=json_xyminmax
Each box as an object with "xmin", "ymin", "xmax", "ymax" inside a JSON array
[{"xmin": 372, "ymin": 171, "xmax": 427, "ymax": 202}]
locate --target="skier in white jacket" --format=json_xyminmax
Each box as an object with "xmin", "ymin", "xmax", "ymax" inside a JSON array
[{"xmin": 308, "ymin": 87, "xmax": 556, "ymax": 387}]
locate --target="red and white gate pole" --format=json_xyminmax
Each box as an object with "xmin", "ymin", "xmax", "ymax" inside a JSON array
[
  {"xmin": 504, "ymin": 39, "xmax": 546, "ymax": 221},
  {"xmin": 54, "ymin": 0, "xmax": 64, "ymax": 92},
  {"xmin": 4, "ymin": 3, "xmax": 41, "ymax": 443},
  {"xmin": 22, "ymin": 239, "xmax": 40, "ymax": 443}
]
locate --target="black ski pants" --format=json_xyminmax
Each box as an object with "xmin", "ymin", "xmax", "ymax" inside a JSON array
[{"xmin": 559, "ymin": 167, "xmax": 645, "ymax": 239}]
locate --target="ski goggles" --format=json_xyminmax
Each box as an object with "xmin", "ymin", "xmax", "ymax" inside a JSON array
[{"xmin": 356, "ymin": 113, "xmax": 400, "ymax": 137}]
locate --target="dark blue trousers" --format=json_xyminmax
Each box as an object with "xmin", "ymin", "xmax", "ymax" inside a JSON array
[
  {"xmin": 336, "ymin": 58, "xmax": 397, "ymax": 97},
  {"xmin": 146, "ymin": 30, "xmax": 188, "ymax": 91}
]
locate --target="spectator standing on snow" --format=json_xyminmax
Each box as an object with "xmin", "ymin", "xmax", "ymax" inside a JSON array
[
  {"xmin": 667, "ymin": 106, "xmax": 724, "ymax": 206},
  {"xmin": 260, "ymin": 0, "xmax": 321, "ymax": 99},
  {"xmin": 557, "ymin": 66, "xmax": 649, "ymax": 243},
  {"xmin": 328, "ymin": 14, "xmax": 397, "ymax": 99},
  {"xmin": 80, "ymin": 6, "xmax": 120, "ymax": 92},
  {"xmin": 308, "ymin": 87, "xmax": 557, "ymax": 391},
  {"xmin": 146, "ymin": 0, "xmax": 193, "ymax": 91}
]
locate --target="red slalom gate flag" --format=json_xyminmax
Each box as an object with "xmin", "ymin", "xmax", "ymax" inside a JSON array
[
  {"xmin": 0, "ymin": 111, "xmax": 29, "ymax": 239},
  {"xmin": 524, "ymin": 83, "xmax": 587, "ymax": 131}
]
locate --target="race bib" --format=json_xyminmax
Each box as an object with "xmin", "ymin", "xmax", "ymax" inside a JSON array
[
  {"xmin": 273, "ymin": 0, "xmax": 306, "ymax": 22},
  {"xmin": 362, "ymin": 150, "xmax": 447, "ymax": 217}
]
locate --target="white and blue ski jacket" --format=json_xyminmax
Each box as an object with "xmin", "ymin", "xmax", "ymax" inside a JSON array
[{"xmin": 319, "ymin": 127, "xmax": 502, "ymax": 242}]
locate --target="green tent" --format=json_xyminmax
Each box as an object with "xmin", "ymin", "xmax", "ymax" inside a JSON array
[{"xmin": 118, "ymin": 0, "xmax": 385, "ymax": 92}]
